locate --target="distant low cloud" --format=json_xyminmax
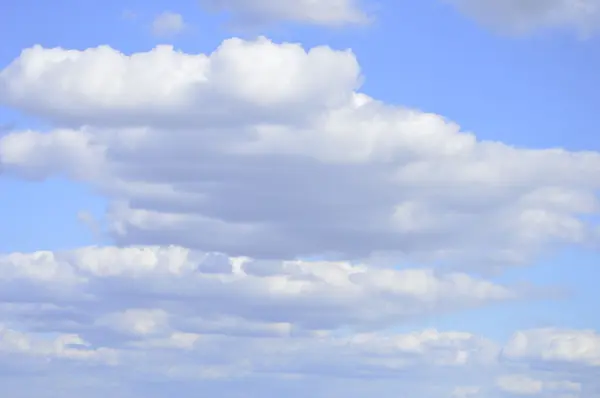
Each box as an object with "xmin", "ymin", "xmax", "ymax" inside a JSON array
[
  {"xmin": 495, "ymin": 374, "xmax": 580, "ymax": 396},
  {"xmin": 199, "ymin": 0, "xmax": 370, "ymax": 27},
  {"xmin": 445, "ymin": 0, "xmax": 600, "ymax": 36},
  {"xmin": 0, "ymin": 245, "xmax": 597, "ymax": 397},
  {"xmin": 152, "ymin": 11, "xmax": 186, "ymax": 37}
]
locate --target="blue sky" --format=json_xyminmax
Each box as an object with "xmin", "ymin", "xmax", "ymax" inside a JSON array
[{"xmin": 1, "ymin": 0, "xmax": 600, "ymax": 397}]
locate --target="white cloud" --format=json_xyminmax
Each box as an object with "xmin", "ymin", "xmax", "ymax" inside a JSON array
[
  {"xmin": 0, "ymin": 246, "xmax": 596, "ymax": 396},
  {"xmin": 0, "ymin": 38, "xmax": 599, "ymax": 267},
  {"xmin": 0, "ymin": 324, "xmax": 118, "ymax": 365},
  {"xmin": 496, "ymin": 374, "xmax": 581, "ymax": 396},
  {"xmin": 0, "ymin": 247, "xmax": 506, "ymax": 395},
  {"xmin": 96, "ymin": 309, "xmax": 170, "ymax": 337},
  {"xmin": 0, "ymin": 38, "xmax": 359, "ymax": 125},
  {"xmin": 497, "ymin": 374, "xmax": 544, "ymax": 396},
  {"xmin": 445, "ymin": 0, "xmax": 600, "ymax": 36},
  {"xmin": 0, "ymin": 246, "xmax": 520, "ymax": 331},
  {"xmin": 502, "ymin": 328, "xmax": 600, "ymax": 367},
  {"xmin": 152, "ymin": 12, "xmax": 186, "ymax": 37},
  {"xmin": 452, "ymin": 386, "xmax": 481, "ymax": 398},
  {"xmin": 199, "ymin": 0, "xmax": 369, "ymax": 26},
  {"xmin": 0, "ymin": 5, "xmax": 598, "ymax": 395}
]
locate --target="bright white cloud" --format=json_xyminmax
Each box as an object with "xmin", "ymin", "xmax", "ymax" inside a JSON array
[
  {"xmin": 1, "ymin": 38, "xmax": 599, "ymax": 266},
  {"xmin": 445, "ymin": 0, "xmax": 600, "ymax": 36},
  {"xmin": 199, "ymin": 0, "xmax": 369, "ymax": 26},
  {"xmin": 152, "ymin": 11, "xmax": 186, "ymax": 37},
  {"xmin": 0, "ymin": 38, "xmax": 359, "ymax": 126}
]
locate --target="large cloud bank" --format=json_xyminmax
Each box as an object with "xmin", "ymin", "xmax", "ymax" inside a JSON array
[{"xmin": 1, "ymin": 35, "xmax": 599, "ymax": 397}]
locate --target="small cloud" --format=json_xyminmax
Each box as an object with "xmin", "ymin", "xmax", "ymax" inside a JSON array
[{"xmin": 152, "ymin": 11, "xmax": 186, "ymax": 37}]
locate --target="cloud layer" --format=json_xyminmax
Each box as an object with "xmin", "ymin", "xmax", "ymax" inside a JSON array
[
  {"xmin": 1, "ymin": 33, "xmax": 599, "ymax": 397},
  {"xmin": 0, "ymin": 245, "xmax": 520, "ymax": 332},
  {"xmin": 1, "ymin": 37, "xmax": 599, "ymax": 266},
  {"xmin": 0, "ymin": 246, "xmax": 598, "ymax": 397}
]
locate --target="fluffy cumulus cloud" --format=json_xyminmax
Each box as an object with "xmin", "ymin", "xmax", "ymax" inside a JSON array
[
  {"xmin": 1, "ymin": 35, "xmax": 600, "ymax": 396},
  {"xmin": 1, "ymin": 37, "xmax": 600, "ymax": 266},
  {"xmin": 199, "ymin": 0, "xmax": 369, "ymax": 26},
  {"xmin": 0, "ymin": 246, "xmax": 599, "ymax": 397},
  {"xmin": 445, "ymin": 0, "xmax": 600, "ymax": 36}
]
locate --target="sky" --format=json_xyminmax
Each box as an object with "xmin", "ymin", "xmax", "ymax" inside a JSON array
[{"xmin": 1, "ymin": 0, "xmax": 600, "ymax": 397}]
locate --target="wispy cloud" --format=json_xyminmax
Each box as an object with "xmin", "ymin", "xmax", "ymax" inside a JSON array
[{"xmin": 152, "ymin": 11, "xmax": 186, "ymax": 37}]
